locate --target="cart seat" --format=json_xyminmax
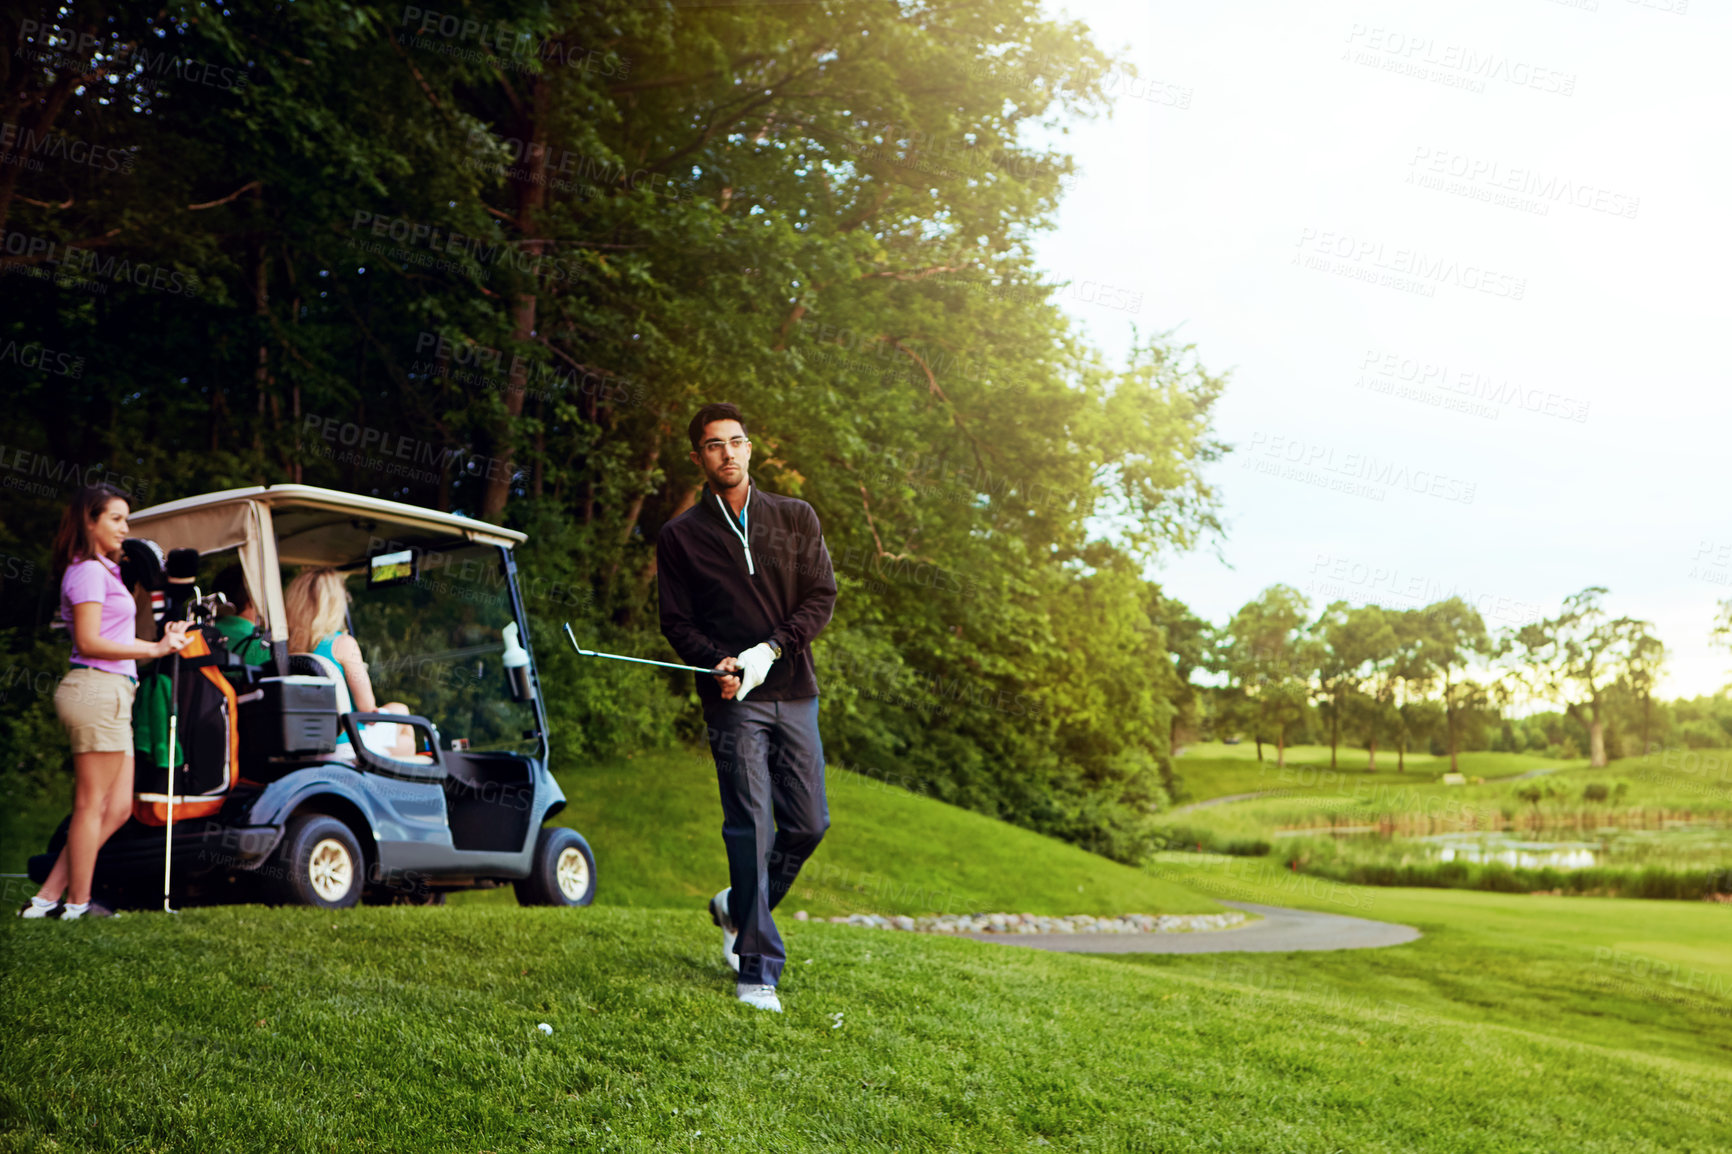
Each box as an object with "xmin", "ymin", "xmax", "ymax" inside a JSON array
[
  {"xmin": 289, "ymin": 652, "xmax": 354, "ymax": 713},
  {"xmin": 288, "ymin": 652, "xmax": 361, "ymax": 761},
  {"xmin": 290, "ymin": 652, "xmax": 434, "ymax": 766}
]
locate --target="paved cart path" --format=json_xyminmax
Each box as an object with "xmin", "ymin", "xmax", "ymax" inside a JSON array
[{"xmin": 958, "ymin": 901, "xmax": 1420, "ymax": 954}]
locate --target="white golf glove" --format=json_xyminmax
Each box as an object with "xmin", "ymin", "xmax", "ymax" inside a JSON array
[{"xmin": 733, "ymin": 642, "xmax": 778, "ymax": 701}]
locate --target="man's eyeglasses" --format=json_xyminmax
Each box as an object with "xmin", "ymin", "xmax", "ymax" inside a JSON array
[{"xmin": 701, "ymin": 436, "xmax": 751, "ymax": 453}]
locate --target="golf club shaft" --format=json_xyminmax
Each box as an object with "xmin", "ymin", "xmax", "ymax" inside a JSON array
[
  {"xmin": 563, "ymin": 622, "xmax": 731, "ymax": 677},
  {"xmin": 163, "ymin": 647, "xmax": 179, "ymax": 914}
]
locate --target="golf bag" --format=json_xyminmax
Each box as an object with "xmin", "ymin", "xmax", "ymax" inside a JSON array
[{"xmin": 133, "ymin": 624, "xmax": 238, "ymax": 825}]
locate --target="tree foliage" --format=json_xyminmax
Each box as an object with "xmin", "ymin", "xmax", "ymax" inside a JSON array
[{"xmin": 0, "ymin": 0, "xmax": 1227, "ymax": 861}]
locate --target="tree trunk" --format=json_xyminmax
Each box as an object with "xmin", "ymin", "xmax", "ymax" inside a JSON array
[
  {"xmin": 1444, "ymin": 671, "xmax": 1459, "ymax": 775},
  {"xmin": 1397, "ymin": 736, "xmax": 1406, "ymax": 773},
  {"xmin": 252, "ymin": 235, "xmax": 270, "ymax": 463},
  {"xmin": 531, "ymin": 393, "xmax": 545, "ymax": 498},
  {"xmin": 1254, "ymin": 733, "xmax": 1263, "ymax": 763},
  {"xmin": 1588, "ymin": 718, "xmax": 1607, "ymax": 768},
  {"xmin": 603, "ymin": 435, "xmax": 664, "ymax": 592},
  {"xmin": 1276, "ymin": 725, "xmax": 1286, "ymax": 769},
  {"xmin": 480, "ymin": 67, "xmax": 553, "ymax": 521},
  {"xmin": 1366, "ymin": 732, "xmax": 1377, "ymax": 772}
]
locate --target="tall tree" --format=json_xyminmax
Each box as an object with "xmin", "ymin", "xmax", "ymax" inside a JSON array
[
  {"xmin": 1339, "ymin": 605, "xmax": 1399, "ymax": 771},
  {"xmin": 1388, "ymin": 609, "xmax": 1432, "ymax": 773},
  {"xmin": 1501, "ymin": 588, "xmax": 1648, "ymax": 769},
  {"xmin": 1221, "ymin": 585, "xmax": 1312, "ymax": 768},
  {"xmin": 1310, "ymin": 601, "xmax": 1354, "ymax": 769},
  {"xmin": 1412, "ymin": 599, "xmax": 1489, "ymax": 775}
]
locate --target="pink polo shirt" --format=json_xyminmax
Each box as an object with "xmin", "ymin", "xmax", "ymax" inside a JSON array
[{"xmin": 60, "ymin": 555, "xmax": 138, "ymax": 679}]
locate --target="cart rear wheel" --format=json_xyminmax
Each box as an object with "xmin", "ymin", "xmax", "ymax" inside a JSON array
[
  {"xmin": 514, "ymin": 827, "xmax": 595, "ymax": 907},
  {"xmin": 268, "ymin": 815, "xmax": 365, "ymax": 909}
]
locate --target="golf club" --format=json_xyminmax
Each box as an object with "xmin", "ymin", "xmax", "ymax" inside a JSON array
[
  {"xmin": 162, "ymin": 613, "xmax": 184, "ymax": 914},
  {"xmin": 563, "ymin": 622, "xmax": 733, "ymax": 677}
]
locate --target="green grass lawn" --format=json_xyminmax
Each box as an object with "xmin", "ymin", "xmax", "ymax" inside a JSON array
[
  {"xmin": 1144, "ymin": 853, "xmax": 1732, "ymax": 1068},
  {"xmin": 1170, "ymin": 742, "xmax": 1572, "ymax": 805},
  {"xmin": 452, "ymin": 746, "xmax": 1220, "ymax": 917},
  {"xmin": 5, "ymin": 748, "xmax": 1730, "ymax": 1150},
  {"xmin": 3, "ymin": 898, "xmax": 1729, "ymax": 1152}
]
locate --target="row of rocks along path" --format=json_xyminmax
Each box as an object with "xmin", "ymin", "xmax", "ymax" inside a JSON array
[{"xmin": 820, "ymin": 901, "xmax": 1421, "ymax": 955}]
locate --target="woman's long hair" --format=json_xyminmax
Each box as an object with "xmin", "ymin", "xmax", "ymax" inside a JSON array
[
  {"xmin": 50, "ymin": 483, "xmax": 131, "ymax": 582},
  {"xmin": 284, "ymin": 568, "xmax": 350, "ymax": 654}
]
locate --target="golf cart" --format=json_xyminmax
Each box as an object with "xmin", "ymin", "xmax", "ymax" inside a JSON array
[{"xmin": 27, "ymin": 484, "xmax": 595, "ymax": 910}]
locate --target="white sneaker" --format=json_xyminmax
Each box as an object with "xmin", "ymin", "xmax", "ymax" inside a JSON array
[
  {"xmin": 736, "ymin": 982, "xmax": 782, "ymax": 1012},
  {"xmin": 709, "ymin": 888, "xmax": 740, "ymax": 973}
]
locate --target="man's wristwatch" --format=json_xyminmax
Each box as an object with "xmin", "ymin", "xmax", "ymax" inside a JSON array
[{"xmin": 766, "ymin": 640, "xmax": 783, "ymax": 660}]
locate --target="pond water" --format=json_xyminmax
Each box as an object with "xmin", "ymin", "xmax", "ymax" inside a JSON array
[
  {"xmin": 1281, "ymin": 825, "xmax": 1732, "ymax": 871},
  {"xmin": 1429, "ymin": 836, "xmax": 1597, "ymax": 870}
]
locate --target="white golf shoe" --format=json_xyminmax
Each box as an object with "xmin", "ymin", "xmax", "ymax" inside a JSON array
[
  {"xmin": 736, "ymin": 982, "xmax": 782, "ymax": 1012},
  {"xmin": 709, "ymin": 887, "xmax": 740, "ymax": 973}
]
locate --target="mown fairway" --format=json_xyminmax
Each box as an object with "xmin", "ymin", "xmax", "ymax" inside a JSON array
[
  {"xmin": 1146, "ymin": 854, "xmax": 1732, "ymax": 1067},
  {"xmin": 2, "ymin": 894, "xmax": 1729, "ymax": 1153}
]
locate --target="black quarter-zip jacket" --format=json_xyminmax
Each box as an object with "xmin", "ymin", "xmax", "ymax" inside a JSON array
[{"xmin": 656, "ymin": 477, "xmax": 837, "ymax": 706}]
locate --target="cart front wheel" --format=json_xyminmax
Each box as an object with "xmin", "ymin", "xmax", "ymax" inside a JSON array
[{"xmin": 515, "ymin": 827, "xmax": 595, "ymax": 907}]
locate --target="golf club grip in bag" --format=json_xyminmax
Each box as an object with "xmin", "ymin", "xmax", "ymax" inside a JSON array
[
  {"xmin": 159, "ymin": 547, "xmax": 201, "ymax": 628},
  {"xmin": 133, "ymin": 625, "xmax": 238, "ymax": 822}
]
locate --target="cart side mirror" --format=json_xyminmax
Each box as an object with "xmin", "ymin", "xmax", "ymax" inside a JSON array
[{"xmin": 502, "ymin": 622, "xmax": 535, "ymax": 703}]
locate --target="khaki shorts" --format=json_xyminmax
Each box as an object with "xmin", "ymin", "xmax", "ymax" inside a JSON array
[{"xmin": 54, "ymin": 667, "xmax": 138, "ymax": 754}]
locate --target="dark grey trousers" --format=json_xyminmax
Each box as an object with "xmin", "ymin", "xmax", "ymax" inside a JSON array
[{"xmin": 703, "ymin": 695, "xmax": 828, "ymax": 987}]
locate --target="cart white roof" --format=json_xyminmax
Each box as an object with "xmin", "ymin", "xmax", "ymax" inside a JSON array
[
  {"xmin": 123, "ymin": 485, "xmax": 525, "ymax": 648},
  {"xmin": 128, "ymin": 485, "xmax": 527, "ymax": 547}
]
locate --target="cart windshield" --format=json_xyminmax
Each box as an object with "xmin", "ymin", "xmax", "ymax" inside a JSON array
[{"xmin": 346, "ymin": 542, "xmax": 537, "ymax": 756}]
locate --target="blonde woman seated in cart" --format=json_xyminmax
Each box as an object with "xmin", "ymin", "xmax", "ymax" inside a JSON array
[{"xmin": 284, "ymin": 567, "xmax": 424, "ymax": 761}]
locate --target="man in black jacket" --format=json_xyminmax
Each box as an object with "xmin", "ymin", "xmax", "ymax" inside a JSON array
[{"xmin": 657, "ymin": 402, "xmax": 837, "ymax": 1013}]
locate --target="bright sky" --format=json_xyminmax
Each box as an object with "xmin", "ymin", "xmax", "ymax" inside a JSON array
[{"xmin": 1033, "ymin": 0, "xmax": 1730, "ymax": 699}]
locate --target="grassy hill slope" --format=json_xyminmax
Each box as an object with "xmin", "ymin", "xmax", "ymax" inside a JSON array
[{"xmin": 478, "ymin": 747, "xmax": 1222, "ymax": 916}]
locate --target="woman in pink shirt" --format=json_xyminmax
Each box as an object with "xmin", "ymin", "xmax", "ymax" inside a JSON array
[{"xmin": 20, "ymin": 484, "xmax": 191, "ymax": 921}]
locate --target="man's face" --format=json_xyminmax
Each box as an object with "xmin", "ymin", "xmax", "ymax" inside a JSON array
[{"xmin": 689, "ymin": 419, "xmax": 753, "ymax": 491}]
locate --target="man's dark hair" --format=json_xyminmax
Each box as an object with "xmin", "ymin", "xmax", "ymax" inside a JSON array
[
  {"xmin": 213, "ymin": 563, "xmax": 250, "ymax": 613},
  {"xmin": 687, "ymin": 402, "xmax": 749, "ymax": 452}
]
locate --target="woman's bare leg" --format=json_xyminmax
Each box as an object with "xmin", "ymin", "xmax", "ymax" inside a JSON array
[
  {"xmin": 56, "ymin": 750, "xmax": 128, "ymax": 906},
  {"xmin": 33, "ymin": 851, "xmax": 69, "ymax": 905},
  {"xmin": 99, "ymin": 751, "xmax": 136, "ymax": 841}
]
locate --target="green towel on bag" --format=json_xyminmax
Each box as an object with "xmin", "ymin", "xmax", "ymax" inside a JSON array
[{"xmin": 133, "ymin": 671, "xmax": 182, "ymax": 768}]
